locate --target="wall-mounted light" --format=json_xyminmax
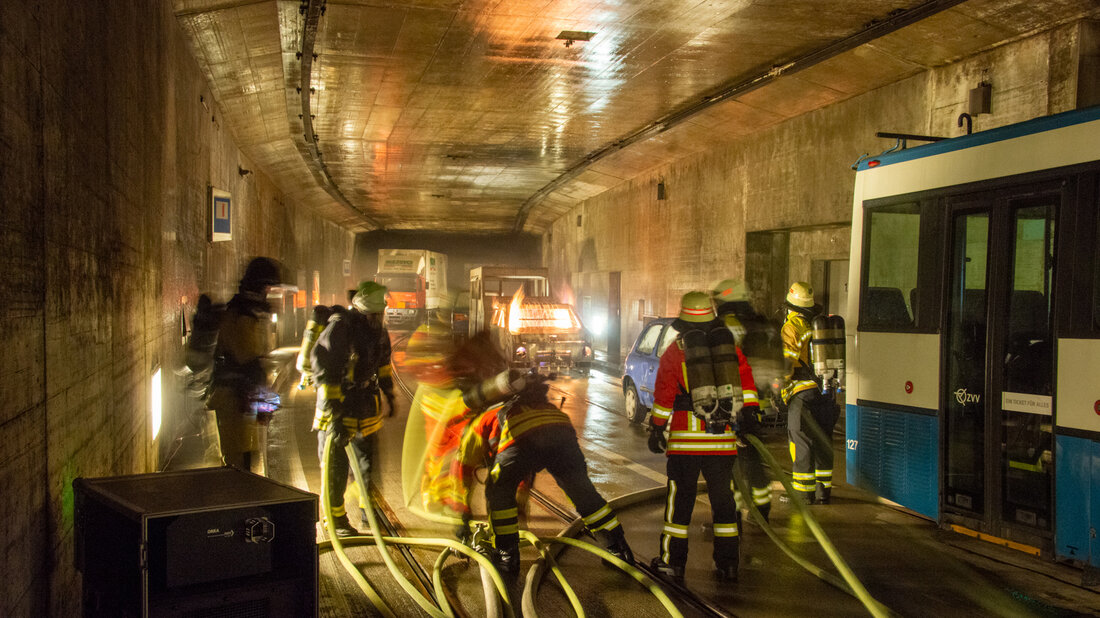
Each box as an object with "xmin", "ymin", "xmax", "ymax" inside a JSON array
[
  {"xmin": 238, "ymin": 165, "xmax": 253, "ymax": 177},
  {"xmin": 576, "ymin": 214, "xmax": 583, "ymax": 227},
  {"xmin": 969, "ymin": 82, "xmax": 991, "ymax": 116},
  {"xmin": 151, "ymin": 367, "xmax": 162, "ymax": 440},
  {"xmin": 657, "ymin": 180, "xmax": 666, "ymax": 200}
]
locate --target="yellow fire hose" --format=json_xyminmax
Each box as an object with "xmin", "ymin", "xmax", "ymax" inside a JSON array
[
  {"xmin": 741, "ymin": 432, "xmax": 893, "ymax": 618},
  {"xmin": 319, "ymin": 433, "xmax": 517, "ymax": 618},
  {"xmin": 318, "ymin": 418, "xmax": 890, "ymax": 617}
]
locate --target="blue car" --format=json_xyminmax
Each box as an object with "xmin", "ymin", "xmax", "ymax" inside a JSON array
[
  {"xmin": 621, "ymin": 318, "xmax": 680, "ymax": 423},
  {"xmin": 621, "ymin": 317, "xmax": 783, "ymax": 424}
]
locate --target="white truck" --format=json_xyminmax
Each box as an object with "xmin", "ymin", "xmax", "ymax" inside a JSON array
[{"xmin": 375, "ymin": 249, "xmax": 447, "ymax": 329}]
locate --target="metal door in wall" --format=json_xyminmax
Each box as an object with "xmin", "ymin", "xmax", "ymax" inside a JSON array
[
  {"xmin": 607, "ymin": 272, "xmax": 621, "ymax": 366},
  {"xmin": 942, "ymin": 189, "xmax": 1057, "ymax": 547}
]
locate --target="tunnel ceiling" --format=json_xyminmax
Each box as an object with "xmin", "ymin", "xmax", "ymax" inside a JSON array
[{"xmin": 173, "ymin": 0, "xmax": 1096, "ymax": 234}]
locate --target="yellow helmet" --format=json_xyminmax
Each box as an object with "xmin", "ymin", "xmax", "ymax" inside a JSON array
[
  {"xmin": 678, "ymin": 291, "xmax": 715, "ymax": 323},
  {"xmin": 785, "ymin": 281, "xmax": 814, "ymax": 308},
  {"xmin": 710, "ymin": 278, "xmax": 748, "ymax": 303}
]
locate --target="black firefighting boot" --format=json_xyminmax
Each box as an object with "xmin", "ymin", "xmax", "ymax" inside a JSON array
[
  {"xmin": 330, "ymin": 514, "xmax": 360, "ymax": 538},
  {"xmin": 796, "ymin": 489, "xmax": 816, "ymax": 505},
  {"xmin": 757, "ymin": 501, "xmax": 772, "ymax": 522},
  {"xmin": 815, "ymin": 483, "xmax": 831, "ymax": 505},
  {"xmin": 649, "ymin": 557, "xmax": 685, "ymax": 584},
  {"xmin": 495, "ymin": 545, "xmax": 520, "ymax": 575},
  {"xmin": 598, "ymin": 528, "xmax": 634, "ymax": 566},
  {"xmin": 714, "ymin": 563, "xmax": 739, "ymax": 582}
]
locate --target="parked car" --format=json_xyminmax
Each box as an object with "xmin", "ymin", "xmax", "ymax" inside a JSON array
[{"xmin": 622, "ymin": 315, "xmax": 784, "ymax": 424}]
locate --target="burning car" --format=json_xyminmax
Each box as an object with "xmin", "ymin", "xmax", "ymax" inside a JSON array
[{"xmin": 490, "ymin": 288, "xmax": 592, "ymax": 374}]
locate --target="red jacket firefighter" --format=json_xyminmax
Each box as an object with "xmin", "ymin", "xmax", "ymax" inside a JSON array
[{"xmin": 650, "ymin": 338, "xmax": 760, "ymax": 454}]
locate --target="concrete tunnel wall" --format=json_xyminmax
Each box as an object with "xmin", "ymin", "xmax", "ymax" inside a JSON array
[
  {"xmin": 1, "ymin": 3, "xmax": 1098, "ymax": 615},
  {"xmin": 0, "ymin": 1, "xmax": 355, "ymax": 615},
  {"xmin": 545, "ymin": 20, "xmax": 1100, "ymax": 361}
]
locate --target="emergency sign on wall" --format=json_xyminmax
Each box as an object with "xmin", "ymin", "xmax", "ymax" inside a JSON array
[{"xmin": 209, "ymin": 186, "xmax": 232, "ymax": 242}]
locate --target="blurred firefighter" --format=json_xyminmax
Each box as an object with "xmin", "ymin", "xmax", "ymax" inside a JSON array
[
  {"xmin": 310, "ymin": 281, "xmax": 398, "ymax": 538},
  {"xmin": 402, "ymin": 291, "xmax": 468, "ymax": 514},
  {"xmin": 780, "ymin": 281, "xmax": 839, "ymax": 505},
  {"xmin": 648, "ymin": 291, "xmax": 760, "ymax": 583},
  {"xmin": 710, "ymin": 279, "xmax": 772, "ymax": 521},
  {"xmin": 449, "ymin": 333, "xmax": 634, "ymax": 574},
  {"xmin": 185, "ymin": 257, "xmax": 283, "ymax": 474}
]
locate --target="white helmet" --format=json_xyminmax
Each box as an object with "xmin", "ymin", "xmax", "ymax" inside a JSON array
[{"xmin": 785, "ymin": 281, "xmax": 814, "ymax": 308}]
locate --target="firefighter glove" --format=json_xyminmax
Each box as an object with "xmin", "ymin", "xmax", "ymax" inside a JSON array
[
  {"xmin": 738, "ymin": 405, "xmax": 762, "ymax": 436},
  {"xmin": 647, "ymin": 426, "xmax": 667, "ymax": 454}
]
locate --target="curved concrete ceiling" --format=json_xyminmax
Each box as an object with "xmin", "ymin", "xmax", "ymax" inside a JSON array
[{"xmin": 173, "ymin": 0, "xmax": 1099, "ymax": 234}]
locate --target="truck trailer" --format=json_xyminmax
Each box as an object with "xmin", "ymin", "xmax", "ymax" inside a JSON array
[{"xmin": 375, "ymin": 249, "xmax": 447, "ymax": 329}]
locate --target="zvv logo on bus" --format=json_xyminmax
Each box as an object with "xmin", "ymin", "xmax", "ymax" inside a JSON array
[{"xmin": 954, "ymin": 388, "xmax": 980, "ymax": 405}]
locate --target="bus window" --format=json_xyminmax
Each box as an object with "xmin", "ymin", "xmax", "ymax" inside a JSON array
[
  {"xmin": 861, "ymin": 202, "xmax": 921, "ymax": 330},
  {"xmin": 1095, "ymin": 201, "xmax": 1100, "ymax": 330}
]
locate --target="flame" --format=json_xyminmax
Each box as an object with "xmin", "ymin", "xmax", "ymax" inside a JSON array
[
  {"xmin": 508, "ymin": 287, "xmax": 526, "ymax": 333},
  {"xmin": 506, "ymin": 287, "xmax": 582, "ymax": 334}
]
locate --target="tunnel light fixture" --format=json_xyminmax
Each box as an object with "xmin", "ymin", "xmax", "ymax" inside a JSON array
[
  {"xmin": 151, "ymin": 367, "xmax": 162, "ymax": 440},
  {"xmin": 557, "ymin": 30, "xmax": 595, "ymax": 47}
]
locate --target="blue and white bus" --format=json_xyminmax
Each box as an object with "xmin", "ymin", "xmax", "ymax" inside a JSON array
[{"xmin": 845, "ymin": 106, "xmax": 1100, "ymax": 567}]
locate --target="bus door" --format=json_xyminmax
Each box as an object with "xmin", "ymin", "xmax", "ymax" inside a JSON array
[{"xmin": 942, "ymin": 186, "xmax": 1058, "ymax": 545}]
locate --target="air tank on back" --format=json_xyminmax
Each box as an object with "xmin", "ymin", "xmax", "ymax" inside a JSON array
[{"xmin": 810, "ymin": 314, "xmax": 845, "ymax": 394}]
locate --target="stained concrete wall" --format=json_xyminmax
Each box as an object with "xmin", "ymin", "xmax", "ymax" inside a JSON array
[
  {"xmin": 0, "ymin": 2, "xmax": 353, "ymax": 615},
  {"xmin": 545, "ymin": 20, "xmax": 1098, "ymax": 362}
]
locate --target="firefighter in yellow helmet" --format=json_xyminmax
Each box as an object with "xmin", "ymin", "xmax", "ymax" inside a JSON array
[
  {"xmin": 780, "ymin": 282, "xmax": 839, "ymax": 504},
  {"xmin": 648, "ymin": 291, "xmax": 760, "ymax": 583},
  {"xmin": 709, "ymin": 279, "xmax": 773, "ymax": 521},
  {"xmin": 310, "ymin": 280, "xmax": 397, "ymax": 537}
]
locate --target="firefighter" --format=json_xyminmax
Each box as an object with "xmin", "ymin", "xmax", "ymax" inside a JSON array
[
  {"xmin": 710, "ymin": 279, "xmax": 772, "ymax": 521},
  {"xmin": 310, "ymin": 281, "xmax": 398, "ymax": 538},
  {"xmin": 648, "ymin": 291, "xmax": 760, "ymax": 583},
  {"xmin": 404, "ymin": 291, "xmax": 467, "ymax": 513},
  {"xmin": 449, "ymin": 333, "xmax": 634, "ymax": 574},
  {"xmin": 780, "ymin": 281, "xmax": 839, "ymax": 505},
  {"xmin": 189, "ymin": 257, "xmax": 284, "ymax": 474}
]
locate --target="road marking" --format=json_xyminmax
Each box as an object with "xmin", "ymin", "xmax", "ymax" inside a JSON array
[{"xmin": 575, "ymin": 435, "xmax": 667, "ymax": 484}]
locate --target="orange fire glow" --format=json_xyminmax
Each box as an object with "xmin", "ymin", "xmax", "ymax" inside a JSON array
[{"xmin": 506, "ymin": 288, "xmax": 582, "ymax": 334}]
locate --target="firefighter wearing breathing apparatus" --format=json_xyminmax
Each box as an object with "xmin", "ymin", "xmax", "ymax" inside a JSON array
[
  {"xmin": 186, "ymin": 257, "xmax": 284, "ymax": 474},
  {"xmin": 310, "ymin": 281, "xmax": 398, "ymax": 538},
  {"xmin": 449, "ymin": 333, "xmax": 634, "ymax": 575},
  {"xmin": 710, "ymin": 279, "xmax": 772, "ymax": 521},
  {"xmin": 648, "ymin": 291, "xmax": 760, "ymax": 583},
  {"xmin": 781, "ymin": 281, "xmax": 842, "ymax": 505}
]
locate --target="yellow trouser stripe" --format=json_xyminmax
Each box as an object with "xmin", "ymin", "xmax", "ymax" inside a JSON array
[
  {"xmin": 662, "ymin": 524, "xmax": 689, "ymax": 538},
  {"xmin": 491, "ymin": 507, "xmax": 519, "ymax": 520},
  {"xmin": 583, "ymin": 504, "xmax": 612, "ymax": 525},
  {"xmin": 713, "ymin": 524, "xmax": 739, "ymax": 537},
  {"xmin": 594, "ymin": 517, "xmax": 622, "ymax": 532}
]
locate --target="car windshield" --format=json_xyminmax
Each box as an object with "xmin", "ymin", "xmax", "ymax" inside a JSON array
[{"xmin": 658, "ymin": 324, "xmax": 679, "ymax": 356}]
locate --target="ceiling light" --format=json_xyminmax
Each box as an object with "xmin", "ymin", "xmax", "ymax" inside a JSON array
[{"xmin": 556, "ymin": 31, "xmax": 595, "ymax": 48}]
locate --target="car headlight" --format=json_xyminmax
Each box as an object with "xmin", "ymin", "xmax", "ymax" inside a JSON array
[
  {"xmin": 515, "ymin": 346, "xmax": 527, "ymax": 359},
  {"xmin": 583, "ymin": 345, "xmax": 592, "ymax": 358}
]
